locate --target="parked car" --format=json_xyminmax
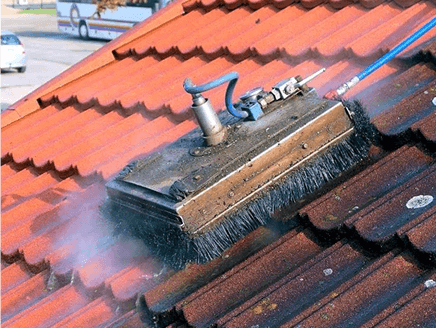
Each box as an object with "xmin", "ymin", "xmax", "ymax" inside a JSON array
[{"xmin": 1, "ymin": 30, "xmax": 28, "ymax": 73}]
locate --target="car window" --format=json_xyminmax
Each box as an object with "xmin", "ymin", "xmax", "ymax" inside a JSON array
[{"xmin": 1, "ymin": 35, "xmax": 21, "ymax": 45}]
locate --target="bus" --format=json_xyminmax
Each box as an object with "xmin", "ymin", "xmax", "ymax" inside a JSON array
[{"xmin": 56, "ymin": 0, "xmax": 161, "ymax": 40}]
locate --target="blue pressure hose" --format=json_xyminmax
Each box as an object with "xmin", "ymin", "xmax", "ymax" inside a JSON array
[
  {"xmin": 183, "ymin": 72, "xmax": 249, "ymax": 119},
  {"xmin": 335, "ymin": 16, "xmax": 436, "ymax": 96}
]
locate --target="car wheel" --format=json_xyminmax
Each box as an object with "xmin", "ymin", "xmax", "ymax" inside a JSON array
[
  {"xmin": 17, "ymin": 66, "xmax": 26, "ymax": 73},
  {"xmin": 79, "ymin": 22, "xmax": 89, "ymax": 40}
]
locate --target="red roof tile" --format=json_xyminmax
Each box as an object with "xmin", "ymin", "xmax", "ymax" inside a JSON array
[
  {"xmin": 283, "ymin": 255, "xmax": 428, "ymax": 327},
  {"xmin": 2, "ymin": 0, "xmax": 436, "ymax": 327},
  {"xmin": 364, "ymin": 271, "xmax": 436, "ymax": 327},
  {"xmin": 178, "ymin": 231, "xmax": 324, "ymax": 327}
]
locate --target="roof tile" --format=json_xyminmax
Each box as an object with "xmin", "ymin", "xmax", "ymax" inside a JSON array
[
  {"xmin": 3, "ymin": 285, "xmax": 88, "ymax": 328},
  {"xmin": 1, "ymin": 167, "xmax": 40, "ymax": 197},
  {"xmin": 2, "ymin": 1, "xmax": 436, "ymax": 327},
  {"xmin": 31, "ymin": 111, "xmax": 124, "ymax": 168},
  {"xmin": 1, "ymin": 172, "xmax": 60, "ymax": 211},
  {"xmin": 351, "ymin": 164, "xmax": 436, "ymax": 244},
  {"xmin": 145, "ymin": 226, "xmax": 280, "ymax": 311},
  {"xmin": 75, "ymin": 116, "xmax": 175, "ymax": 176},
  {"xmin": 98, "ymin": 119, "xmax": 197, "ymax": 179},
  {"xmin": 223, "ymin": 5, "xmax": 301, "ymax": 61},
  {"xmin": 178, "ymin": 7, "xmax": 251, "ymax": 56},
  {"xmin": 2, "ymin": 199, "xmax": 57, "ymax": 236},
  {"xmin": 50, "ymin": 297, "xmax": 116, "ymax": 328},
  {"xmin": 348, "ymin": 3, "xmax": 436, "ymax": 57},
  {"xmin": 314, "ymin": 4, "xmax": 402, "ymax": 58},
  {"xmin": 405, "ymin": 211, "xmax": 436, "ymax": 254},
  {"xmin": 105, "ymin": 309, "xmax": 144, "ymax": 327},
  {"xmin": 282, "ymin": 5, "xmax": 367, "ymax": 58},
  {"xmin": 285, "ymin": 255, "xmax": 425, "ymax": 327},
  {"xmin": 372, "ymin": 78, "xmax": 436, "ymax": 135},
  {"xmin": 1, "ymin": 270, "xmax": 50, "ymax": 322},
  {"xmin": 11, "ymin": 109, "xmax": 102, "ymax": 165},
  {"xmin": 73, "ymin": 56, "xmax": 160, "ymax": 107},
  {"xmin": 2, "ymin": 201, "xmax": 67, "ymax": 257},
  {"xmin": 412, "ymin": 111, "xmax": 436, "ymax": 142},
  {"xmin": 254, "ymin": 5, "xmax": 334, "ymax": 60},
  {"xmin": 52, "ymin": 112, "xmax": 148, "ymax": 173},
  {"xmin": 1, "ymin": 163, "xmax": 18, "ymax": 182},
  {"xmin": 178, "ymin": 231, "xmax": 324, "ymax": 327},
  {"xmin": 1, "ymin": 106, "xmax": 61, "ymax": 159},
  {"xmin": 370, "ymin": 271, "xmax": 436, "ymax": 327},
  {"xmin": 217, "ymin": 243, "xmax": 374, "ymax": 327},
  {"xmin": 107, "ymin": 261, "xmax": 165, "ymax": 301},
  {"xmin": 301, "ymin": 146, "xmax": 434, "ymax": 231},
  {"xmin": 1, "ymin": 261, "xmax": 33, "ymax": 294},
  {"xmin": 395, "ymin": 0, "xmax": 421, "ymax": 8}
]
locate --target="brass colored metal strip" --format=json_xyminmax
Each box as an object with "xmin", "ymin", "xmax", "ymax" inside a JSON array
[{"xmin": 178, "ymin": 103, "xmax": 354, "ymax": 235}]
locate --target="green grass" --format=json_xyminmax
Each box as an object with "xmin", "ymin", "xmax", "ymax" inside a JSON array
[{"xmin": 18, "ymin": 8, "xmax": 57, "ymax": 15}]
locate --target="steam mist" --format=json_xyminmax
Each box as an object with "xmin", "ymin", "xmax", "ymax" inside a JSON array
[{"xmin": 51, "ymin": 179, "xmax": 166, "ymax": 288}]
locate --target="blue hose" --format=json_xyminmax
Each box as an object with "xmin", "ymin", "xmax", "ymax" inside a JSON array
[
  {"xmin": 183, "ymin": 72, "xmax": 249, "ymax": 119},
  {"xmin": 358, "ymin": 15, "xmax": 436, "ymax": 80},
  {"xmin": 336, "ymin": 15, "xmax": 436, "ymax": 95}
]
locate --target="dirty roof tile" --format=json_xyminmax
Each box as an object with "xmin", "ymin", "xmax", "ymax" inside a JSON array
[
  {"xmin": 105, "ymin": 309, "xmax": 144, "ymax": 327},
  {"xmin": 301, "ymin": 146, "xmax": 434, "ymax": 231},
  {"xmin": 350, "ymin": 165, "xmax": 436, "ymax": 244},
  {"xmin": 284, "ymin": 254, "xmax": 427, "ymax": 327},
  {"xmin": 107, "ymin": 260, "xmax": 165, "ymax": 301},
  {"xmin": 412, "ymin": 111, "xmax": 436, "ymax": 142},
  {"xmin": 217, "ymin": 243, "xmax": 377, "ymax": 327},
  {"xmin": 405, "ymin": 211, "xmax": 436, "ymax": 254},
  {"xmin": 144, "ymin": 226, "xmax": 281, "ymax": 312},
  {"xmin": 369, "ymin": 271, "xmax": 436, "ymax": 327},
  {"xmin": 372, "ymin": 78, "xmax": 436, "ymax": 135},
  {"xmin": 178, "ymin": 231, "xmax": 324, "ymax": 327}
]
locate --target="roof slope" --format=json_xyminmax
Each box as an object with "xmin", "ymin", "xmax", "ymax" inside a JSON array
[{"xmin": 2, "ymin": 1, "xmax": 436, "ymax": 327}]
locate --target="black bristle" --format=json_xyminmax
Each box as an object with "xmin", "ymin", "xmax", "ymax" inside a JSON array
[{"xmin": 103, "ymin": 99, "xmax": 379, "ymax": 270}]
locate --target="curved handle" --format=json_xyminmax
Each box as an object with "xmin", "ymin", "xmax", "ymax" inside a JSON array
[{"xmin": 183, "ymin": 72, "xmax": 249, "ymax": 119}]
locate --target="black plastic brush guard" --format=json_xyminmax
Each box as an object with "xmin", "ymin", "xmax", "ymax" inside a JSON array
[{"xmin": 104, "ymin": 88, "xmax": 374, "ymax": 268}]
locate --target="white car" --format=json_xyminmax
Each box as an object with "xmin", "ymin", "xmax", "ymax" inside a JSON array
[{"xmin": 1, "ymin": 30, "xmax": 28, "ymax": 73}]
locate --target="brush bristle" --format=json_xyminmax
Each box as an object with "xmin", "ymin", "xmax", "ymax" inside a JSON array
[{"xmin": 103, "ymin": 100, "xmax": 379, "ymax": 269}]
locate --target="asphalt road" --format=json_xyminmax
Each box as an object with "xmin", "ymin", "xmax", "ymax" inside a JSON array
[{"xmin": 1, "ymin": 14, "xmax": 107, "ymax": 110}]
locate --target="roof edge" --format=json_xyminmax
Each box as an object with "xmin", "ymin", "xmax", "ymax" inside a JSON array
[{"xmin": 1, "ymin": 0, "xmax": 187, "ymax": 128}]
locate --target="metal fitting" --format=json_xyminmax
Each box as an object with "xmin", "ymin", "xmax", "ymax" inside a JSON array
[
  {"xmin": 336, "ymin": 76, "xmax": 360, "ymax": 96},
  {"xmin": 240, "ymin": 87, "xmax": 264, "ymax": 103},
  {"xmin": 191, "ymin": 94, "xmax": 227, "ymax": 146},
  {"xmin": 271, "ymin": 68, "xmax": 326, "ymax": 101},
  {"xmin": 271, "ymin": 77, "xmax": 299, "ymax": 101}
]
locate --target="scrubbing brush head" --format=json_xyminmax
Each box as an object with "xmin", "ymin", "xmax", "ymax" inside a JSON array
[{"xmin": 104, "ymin": 71, "xmax": 372, "ymax": 268}]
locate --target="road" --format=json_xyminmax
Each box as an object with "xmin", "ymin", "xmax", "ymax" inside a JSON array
[{"xmin": 1, "ymin": 14, "xmax": 107, "ymax": 110}]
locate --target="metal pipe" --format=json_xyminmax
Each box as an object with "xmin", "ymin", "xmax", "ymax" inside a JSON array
[
  {"xmin": 191, "ymin": 95, "xmax": 225, "ymax": 138},
  {"xmin": 295, "ymin": 68, "xmax": 326, "ymax": 88}
]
